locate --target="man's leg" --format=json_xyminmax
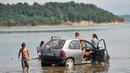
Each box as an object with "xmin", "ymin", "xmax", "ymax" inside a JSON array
[
  {"xmin": 22, "ymin": 68, "xmax": 25, "ymax": 73},
  {"xmin": 21, "ymin": 60, "xmax": 25, "ymax": 73},
  {"xmin": 24, "ymin": 59, "xmax": 29, "ymax": 72},
  {"xmin": 27, "ymin": 66, "xmax": 29, "ymax": 72}
]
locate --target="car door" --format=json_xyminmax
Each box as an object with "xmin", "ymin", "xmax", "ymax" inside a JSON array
[
  {"xmin": 97, "ymin": 39, "xmax": 106, "ymax": 50},
  {"xmin": 68, "ymin": 40, "xmax": 82, "ymax": 64},
  {"xmin": 96, "ymin": 39, "xmax": 110, "ymax": 61}
]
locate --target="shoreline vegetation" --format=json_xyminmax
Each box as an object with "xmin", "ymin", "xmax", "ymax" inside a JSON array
[
  {"xmin": 0, "ymin": 1, "xmax": 124, "ymax": 28},
  {"xmin": 0, "ymin": 21, "xmax": 124, "ymax": 29}
]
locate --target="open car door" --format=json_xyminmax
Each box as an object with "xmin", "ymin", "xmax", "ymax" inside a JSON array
[{"xmin": 93, "ymin": 39, "xmax": 110, "ymax": 62}]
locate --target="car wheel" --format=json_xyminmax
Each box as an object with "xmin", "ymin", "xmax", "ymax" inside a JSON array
[
  {"xmin": 41, "ymin": 61, "xmax": 44, "ymax": 67},
  {"xmin": 65, "ymin": 58, "xmax": 74, "ymax": 66},
  {"xmin": 41, "ymin": 60, "xmax": 47, "ymax": 67}
]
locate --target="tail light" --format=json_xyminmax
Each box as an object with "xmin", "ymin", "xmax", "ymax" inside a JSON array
[{"xmin": 60, "ymin": 50, "xmax": 66, "ymax": 57}]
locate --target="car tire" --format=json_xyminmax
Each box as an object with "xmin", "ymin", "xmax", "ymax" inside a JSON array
[
  {"xmin": 41, "ymin": 60, "xmax": 47, "ymax": 67},
  {"xmin": 65, "ymin": 58, "xmax": 74, "ymax": 66}
]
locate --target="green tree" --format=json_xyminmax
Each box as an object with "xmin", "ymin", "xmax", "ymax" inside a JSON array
[{"xmin": 0, "ymin": 2, "xmax": 124, "ymax": 26}]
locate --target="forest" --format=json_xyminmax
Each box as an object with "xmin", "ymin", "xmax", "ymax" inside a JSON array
[{"xmin": 0, "ymin": 1, "xmax": 124, "ymax": 26}]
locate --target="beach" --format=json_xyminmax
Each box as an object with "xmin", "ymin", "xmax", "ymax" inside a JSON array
[{"xmin": 0, "ymin": 21, "xmax": 124, "ymax": 29}]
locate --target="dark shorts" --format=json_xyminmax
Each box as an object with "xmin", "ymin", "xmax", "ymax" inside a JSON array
[{"xmin": 21, "ymin": 58, "xmax": 29, "ymax": 68}]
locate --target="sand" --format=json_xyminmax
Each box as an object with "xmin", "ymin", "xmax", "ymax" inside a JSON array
[{"xmin": 0, "ymin": 21, "xmax": 125, "ymax": 29}]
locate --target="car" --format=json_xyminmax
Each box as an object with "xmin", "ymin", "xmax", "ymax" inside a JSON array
[{"xmin": 41, "ymin": 37, "xmax": 110, "ymax": 66}]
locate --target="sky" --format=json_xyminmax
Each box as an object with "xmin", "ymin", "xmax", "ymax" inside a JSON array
[{"xmin": 0, "ymin": 0, "xmax": 130, "ymax": 15}]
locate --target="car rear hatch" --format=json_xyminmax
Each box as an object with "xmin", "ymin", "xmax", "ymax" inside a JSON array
[{"xmin": 41, "ymin": 39, "xmax": 66, "ymax": 63}]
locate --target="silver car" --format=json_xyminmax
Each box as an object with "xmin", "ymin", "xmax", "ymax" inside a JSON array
[{"xmin": 41, "ymin": 38, "xmax": 109, "ymax": 66}]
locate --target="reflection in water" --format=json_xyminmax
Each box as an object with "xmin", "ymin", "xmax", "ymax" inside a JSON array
[{"xmin": 41, "ymin": 62, "xmax": 109, "ymax": 73}]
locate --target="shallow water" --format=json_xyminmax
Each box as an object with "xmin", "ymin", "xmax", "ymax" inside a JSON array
[{"xmin": 0, "ymin": 24, "xmax": 130, "ymax": 73}]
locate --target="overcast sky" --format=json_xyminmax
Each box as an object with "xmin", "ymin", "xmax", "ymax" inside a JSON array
[{"xmin": 0, "ymin": 0, "xmax": 130, "ymax": 15}]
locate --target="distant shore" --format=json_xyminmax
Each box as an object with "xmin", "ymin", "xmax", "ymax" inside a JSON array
[{"xmin": 0, "ymin": 21, "xmax": 125, "ymax": 29}]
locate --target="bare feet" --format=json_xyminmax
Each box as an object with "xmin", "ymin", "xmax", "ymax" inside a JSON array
[
  {"xmin": 27, "ymin": 70, "xmax": 29, "ymax": 73},
  {"xmin": 22, "ymin": 68, "xmax": 25, "ymax": 73},
  {"xmin": 27, "ymin": 67, "xmax": 29, "ymax": 73}
]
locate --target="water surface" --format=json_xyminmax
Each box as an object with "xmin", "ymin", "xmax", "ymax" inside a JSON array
[{"xmin": 0, "ymin": 24, "xmax": 130, "ymax": 73}]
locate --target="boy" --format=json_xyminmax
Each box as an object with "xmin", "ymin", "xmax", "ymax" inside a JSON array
[{"xmin": 18, "ymin": 43, "xmax": 30, "ymax": 73}]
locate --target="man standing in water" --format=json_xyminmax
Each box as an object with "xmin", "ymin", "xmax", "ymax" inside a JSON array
[
  {"xmin": 75, "ymin": 32, "xmax": 85, "ymax": 39},
  {"xmin": 18, "ymin": 43, "xmax": 30, "ymax": 73}
]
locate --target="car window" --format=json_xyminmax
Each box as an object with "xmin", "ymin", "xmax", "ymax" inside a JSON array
[
  {"xmin": 69, "ymin": 40, "xmax": 80, "ymax": 49},
  {"xmin": 44, "ymin": 39, "xmax": 65, "ymax": 49},
  {"xmin": 80, "ymin": 40, "xmax": 94, "ymax": 50},
  {"xmin": 80, "ymin": 41, "xmax": 87, "ymax": 48},
  {"xmin": 86, "ymin": 42, "xmax": 94, "ymax": 50}
]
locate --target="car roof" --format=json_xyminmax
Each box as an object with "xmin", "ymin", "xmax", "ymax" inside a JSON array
[
  {"xmin": 52, "ymin": 38, "xmax": 87, "ymax": 41},
  {"xmin": 51, "ymin": 36, "xmax": 87, "ymax": 41}
]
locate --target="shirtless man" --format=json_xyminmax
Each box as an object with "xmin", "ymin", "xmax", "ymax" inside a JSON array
[
  {"xmin": 75, "ymin": 32, "xmax": 85, "ymax": 40},
  {"xmin": 18, "ymin": 43, "xmax": 30, "ymax": 73}
]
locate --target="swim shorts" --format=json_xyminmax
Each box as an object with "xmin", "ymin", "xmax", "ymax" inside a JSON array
[{"xmin": 21, "ymin": 58, "xmax": 29, "ymax": 68}]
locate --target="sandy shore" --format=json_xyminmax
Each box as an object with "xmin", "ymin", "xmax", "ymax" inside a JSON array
[
  {"xmin": 64, "ymin": 21, "xmax": 125, "ymax": 26},
  {"xmin": 0, "ymin": 21, "xmax": 125, "ymax": 29}
]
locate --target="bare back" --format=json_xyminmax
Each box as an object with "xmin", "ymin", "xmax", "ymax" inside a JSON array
[{"xmin": 76, "ymin": 36, "xmax": 85, "ymax": 40}]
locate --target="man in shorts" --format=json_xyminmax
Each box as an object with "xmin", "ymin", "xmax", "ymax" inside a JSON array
[{"xmin": 18, "ymin": 43, "xmax": 30, "ymax": 73}]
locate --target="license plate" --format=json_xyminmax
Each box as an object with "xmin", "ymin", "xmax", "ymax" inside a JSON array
[{"xmin": 46, "ymin": 52, "xmax": 54, "ymax": 56}]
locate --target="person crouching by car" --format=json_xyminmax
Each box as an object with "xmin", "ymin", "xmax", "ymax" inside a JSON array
[{"xmin": 82, "ymin": 47, "xmax": 92, "ymax": 61}]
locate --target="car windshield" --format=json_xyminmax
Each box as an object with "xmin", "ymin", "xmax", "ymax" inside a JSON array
[{"xmin": 44, "ymin": 39, "xmax": 65, "ymax": 49}]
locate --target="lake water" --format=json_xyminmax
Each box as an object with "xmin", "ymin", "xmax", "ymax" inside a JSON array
[{"xmin": 0, "ymin": 24, "xmax": 130, "ymax": 73}]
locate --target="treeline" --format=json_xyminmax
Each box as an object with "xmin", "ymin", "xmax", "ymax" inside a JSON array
[{"xmin": 0, "ymin": 1, "xmax": 124, "ymax": 26}]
